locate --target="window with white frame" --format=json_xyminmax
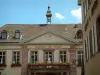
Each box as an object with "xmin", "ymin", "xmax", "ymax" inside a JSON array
[
  {"xmin": 0, "ymin": 52, "xmax": 6, "ymax": 64},
  {"xmin": 1, "ymin": 30, "xmax": 7, "ymax": 40},
  {"xmin": 44, "ymin": 51, "xmax": 53, "ymax": 63},
  {"xmin": 59, "ymin": 51, "xmax": 67, "ymax": 63},
  {"xmin": 77, "ymin": 51, "xmax": 84, "ymax": 64},
  {"xmin": 12, "ymin": 51, "xmax": 20, "ymax": 64},
  {"xmin": 30, "ymin": 51, "xmax": 38, "ymax": 63},
  {"xmin": 15, "ymin": 30, "xmax": 20, "ymax": 39}
]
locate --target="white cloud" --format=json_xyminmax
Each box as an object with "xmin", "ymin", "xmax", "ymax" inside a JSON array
[
  {"xmin": 55, "ymin": 13, "xmax": 65, "ymax": 20},
  {"xmin": 71, "ymin": 8, "xmax": 82, "ymax": 22}
]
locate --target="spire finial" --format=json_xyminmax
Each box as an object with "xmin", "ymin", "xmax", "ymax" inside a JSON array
[
  {"xmin": 48, "ymin": 4, "xmax": 50, "ymax": 10},
  {"xmin": 46, "ymin": 4, "xmax": 52, "ymax": 24}
]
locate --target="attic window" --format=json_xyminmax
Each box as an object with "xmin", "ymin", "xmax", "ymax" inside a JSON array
[
  {"xmin": 15, "ymin": 30, "xmax": 20, "ymax": 39},
  {"xmin": 75, "ymin": 30, "xmax": 83, "ymax": 39},
  {"xmin": 1, "ymin": 30, "xmax": 7, "ymax": 40}
]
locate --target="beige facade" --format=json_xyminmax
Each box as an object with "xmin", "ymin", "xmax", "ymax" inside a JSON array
[
  {"xmin": 79, "ymin": 0, "xmax": 100, "ymax": 75},
  {"xmin": 0, "ymin": 24, "xmax": 83, "ymax": 75},
  {"xmin": 0, "ymin": 45, "xmax": 22, "ymax": 75}
]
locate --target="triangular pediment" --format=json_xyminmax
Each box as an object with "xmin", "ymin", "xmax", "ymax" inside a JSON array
[{"xmin": 24, "ymin": 31, "xmax": 78, "ymax": 44}]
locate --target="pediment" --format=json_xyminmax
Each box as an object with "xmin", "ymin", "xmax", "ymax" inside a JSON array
[{"xmin": 25, "ymin": 31, "xmax": 78, "ymax": 44}]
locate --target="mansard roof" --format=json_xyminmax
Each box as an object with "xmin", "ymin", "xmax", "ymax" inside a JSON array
[{"xmin": 0, "ymin": 24, "xmax": 82, "ymax": 44}]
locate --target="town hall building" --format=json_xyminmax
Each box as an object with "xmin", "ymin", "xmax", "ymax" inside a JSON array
[{"xmin": 0, "ymin": 6, "xmax": 83, "ymax": 75}]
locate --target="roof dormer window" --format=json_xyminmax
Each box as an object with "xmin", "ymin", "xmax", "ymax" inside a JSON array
[
  {"xmin": 1, "ymin": 30, "xmax": 7, "ymax": 40},
  {"xmin": 15, "ymin": 30, "xmax": 20, "ymax": 39},
  {"xmin": 75, "ymin": 30, "xmax": 83, "ymax": 39}
]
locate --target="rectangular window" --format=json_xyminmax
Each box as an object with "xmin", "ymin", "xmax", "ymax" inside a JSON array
[
  {"xmin": 89, "ymin": 30, "xmax": 93, "ymax": 57},
  {"xmin": 12, "ymin": 51, "xmax": 20, "ymax": 64},
  {"xmin": 87, "ymin": 37, "xmax": 89, "ymax": 60},
  {"xmin": 1, "ymin": 32, "xmax": 7, "ymax": 40},
  {"xmin": 15, "ymin": 30, "xmax": 20, "ymax": 39},
  {"xmin": 15, "ymin": 33, "xmax": 20, "ymax": 39},
  {"xmin": 60, "ymin": 51, "xmax": 67, "ymax": 63},
  {"xmin": 77, "ymin": 51, "xmax": 84, "ymax": 64},
  {"xmin": 44, "ymin": 51, "xmax": 53, "ymax": 63},
  {"xmin": 85, "ymin": 40, "xmax": 87, "ymax": 61},
  {"xmin": 30, "ymin": 51, "xmax": 38, "ymax": 63},
  {"xmin": 0, "ymin": 52, "xmax": 6, "ymax": 64}
]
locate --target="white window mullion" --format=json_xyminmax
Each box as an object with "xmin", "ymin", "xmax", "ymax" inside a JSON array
[
  {"xmin": 34, "ymin": 53, "xmax": 36, "ymax": 63},
  {"xmin": 15, "ymin": 53, "xmax": 16, "ymax": 63},
  {"xmin": 34, "ymin": 53, "xmax": 35, "ymax": 63},
  {"xmin": 66, "ymin": 53, "xmax": 67, "ymax": 62},
  {"xmin": 16, "ymin": 53, "xmax": 18, "ymax": 63},
  {"xmin": 35, "ymin": 53, "xmax": 36, "ymax": 63},
  {"xmin": 67, "ymin": 50, "xmax": 70, "ymax": 62},
  {"xmin": 34, "ymin": 52, "xmax": 35, "ymax": 63},
  {"xmin": 2, "ymin": 52, "xmax": 3, "ymax": 63},
  {"xmin": 35, "ymin": 54, "xmax": 37, "ymax": 63},
  {"xmin": 48, "ymin": 53, "xmax": 49, "ymax": 61},
  {"xmin": 15, "ymin": 52, "xmax": 16, "ymax": 63},
  {"xmin": 33, "ymin": 53, "xmax": 34, "ymax": 63}
]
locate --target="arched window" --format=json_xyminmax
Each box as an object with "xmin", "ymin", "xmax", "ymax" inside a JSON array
[
  {"xmin": 77, "ymin": 30, "xmax": 83, "ymax": 39},
  {"xmin": 1, "ymin": 30, "xmax": 7, "ymax": 40},
  {"xmin": 75, "ymin": 30, "xmax": 83, "ymax": 39},
  {"xmin": 15, "ymin": 30, "xmax": 20, "ymax": 39}
]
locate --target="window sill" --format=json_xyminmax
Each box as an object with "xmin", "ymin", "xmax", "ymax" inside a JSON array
[
  {"xmin": 11, "ymin": 64, "xmax": 21, "ymax": 67},
  {"xmin": 0, "ymin": 64, "xmax": 7, "ymax": 67}
]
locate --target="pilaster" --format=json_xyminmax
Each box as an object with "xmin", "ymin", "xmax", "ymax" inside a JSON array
[{"xmin": 21, "ymin": 44, "xmax": 28, "ymax": 75}]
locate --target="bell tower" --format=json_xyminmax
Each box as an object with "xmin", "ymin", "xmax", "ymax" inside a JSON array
[{"xmin": 46, "ymin": 5, "xmax": 52, "ymax": 24}]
